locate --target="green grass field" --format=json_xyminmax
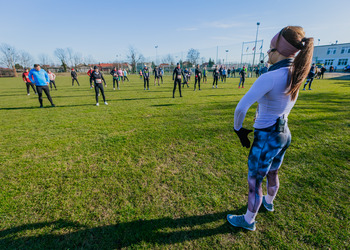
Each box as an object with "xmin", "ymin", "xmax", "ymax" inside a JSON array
[{"xmin": 0, "ymin": 74, "xmax": 349, "ymax": 249}]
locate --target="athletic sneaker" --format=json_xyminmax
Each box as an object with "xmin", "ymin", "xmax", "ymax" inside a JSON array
[
  {"xmin": 144, "ymin": 88, "xmax": 146, "ymax": 90},
  {"xmin": 113, "ymin": 88, "xmax": 115, "ymax": 90},
  {"xmin": 27, "ymin": 93, "xmax": 30, "ymax": 96},
  {"xmin": 104, "ymin": 102, "xmax": 108, "ymax": 105},
  {"xmin": 39, "ymin": 105, "xmax": 44, "ymax": 108},
  {"xmin": 51, "ymin": 104, "xmax": 56, "ymax": 107},
  {"xmin": 96, "ymin": 103, "xmax": 99, "ymax": 106},
  {"xmin": 216, "ymin": 86, "xmax": 218, "ymax": 88},
  {"xmin": 238, "ymin": 86, "xmax": 240, "ymax": 88},
  {"xmin": 262, "ymin": 196, "xmax": 274, "ymax": 212},
  {"xmin": 147, "ymin": 88, "xmax": 150, "ymax": 90},
  {"xmin": 227, "ymin": 214, "xmax": 256, "ymax": 231},
  {"xmin": 212, "ymin": 86, "xmax": 214, "ymax": 88},
  {"xmin": 302, "ymin": 88, "xmax": 306, "ymax": 90},
  {"xmin": 242, "ymin": 86, "xmax": 244, "ymax": 88},
  {"xmin": 118, "ymin": 87, "xmax": 120, "ymax": 90},
  {"xmin": 309, "ymin": 88, "xmax": 312, "ymax": 90}
]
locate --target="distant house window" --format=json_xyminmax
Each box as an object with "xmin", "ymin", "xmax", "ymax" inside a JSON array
[
  {"xmin": 341, "ymin": 47, "xmax": 350, "ymax": 54},
  {"xmin": 338, "ymin": 59, "xmax": 348, "ymax": 66},
  {"xmin": 324, "ymin": 59, "xmax": 334, "ymax": 66},
  {"xmin": 327, "ymin": 48, "xmax": 336, "ymax": 55}
]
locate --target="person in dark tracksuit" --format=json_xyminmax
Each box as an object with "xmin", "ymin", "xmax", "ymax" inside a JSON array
[
  {"xmin": 22, "ymin": 68, "xmax": 37, "ymax": 95},
  {"xmin": 212, "ymin": 66, "xmax": 220, "ymax": 88},
  {"xmin": 153, "ymin": 66, "xmax": 160, "ymax": 86},
  {"xmin": 172, "ymin": 63, "xmax": 184, "ymax": 98},
  {"xmin": 183, "ymin": 68, "xmax": 189, "ymax": 88},
  {"xmin": 143, "ymin": 66, "xmax": 150, "ymax": 90},
  {"xmin": 239, "ymin": 66, "xmax": 246, "ymax": 88},
  {"xmin": 110, "ymin": 67, "xmax": 119, "ymax": 90},
  {"xmin": 202, "ymin": 67, "xmax": 207, "ymax": 83},
  {"xmin": 28, "ymin": 64, "xmax": 55, "ymax": 108},
  {"xmin": 71, "ymin": 68, "xmax": 80, "ymax": 86},
  {"xmin": 194, "ymin": 64, "xmax": 201, "ymax": 91},
  {"xmin": 90, "ymin": 66, "xmax": 108, "ymax": 106},
  {"xmin": 303, "ymin": 63, "xmax": 316, "ymax": 90}
]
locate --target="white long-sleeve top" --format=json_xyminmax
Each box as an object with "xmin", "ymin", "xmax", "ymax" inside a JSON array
[
  {"xmin": 48, "ymin": 73, "xmax": 56, "ymax": 81},
  {"xmin": 234, "ymin": 67, "xmax": 298, "ymax": 130}
]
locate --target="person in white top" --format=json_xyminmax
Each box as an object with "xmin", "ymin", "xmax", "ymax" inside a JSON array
[
  {"xmin": 227, "ymin": 26, "xmax": 314, "ymax": 231},
  {"xmin": 47, "ymin": 70, "xmax": 57, "ymax": 90}
]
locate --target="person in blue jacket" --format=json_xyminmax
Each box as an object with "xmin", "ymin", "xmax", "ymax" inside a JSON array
[{"xmin": 28, "ymin": 64, "xmax": 55, "ymax": 108}]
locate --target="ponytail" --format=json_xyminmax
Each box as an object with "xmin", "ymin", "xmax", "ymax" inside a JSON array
[{"xmin": 279, "ymin": 26, "xmax": 314, "ymax": 101}]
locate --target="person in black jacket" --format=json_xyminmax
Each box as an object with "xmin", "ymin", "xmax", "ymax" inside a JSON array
[
  {"xmin": 153, "ymin": 66, "xmax": 160, "ymax": 86},
  {"xmin": 238, "ymin": 66, "xmax": 246, "ymax": 88},
  {"xmin": 194, "ymin": 64, "xmax": 201, "ymax": 91},
  {"xmin": 71, "ymin": 68, "xmax": 80, "ymax": 86},
  {"xmin": 212, "ymin": 66, "xmax": 219, "ymax": 88},
  {"xmin": 142, "ymin": 66, "xmax": 150, "ymax": 90},
  {"xmin": 110, "ymin": 67, "xmax": 119, "ymax": 90},
  {"xmin": 172, "ymin": 63, "xmax": 184, "ymax": 98},
  {"xmin": 90, "ymin": 66, "xmax": 108, "ymax": 106}
]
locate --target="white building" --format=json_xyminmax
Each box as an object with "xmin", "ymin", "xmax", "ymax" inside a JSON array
[{"xmin": 313, "ymin": 43, "xmax": 350, "ymax": 71}]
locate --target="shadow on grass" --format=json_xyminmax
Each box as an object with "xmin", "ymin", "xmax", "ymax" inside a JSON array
[
  {"xmin": 0, "ymin": 208, "xmax": 248, "ymax": 249},
  {"xmin": 151, "ymin": 104, "xmax": 177, "ymax": 107},
  {"xmin": 0, "ymin": 104, "xmax": 95, "ymax": 110}
]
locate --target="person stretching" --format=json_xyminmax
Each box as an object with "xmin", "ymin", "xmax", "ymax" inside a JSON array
[
  {"xmin": 212, "ymin": 66, "xmax": 219, "ymax": 88},
  {"xmin": 110, "ymin": 67, "xmax": 119, "ymax": 90},
  {"xmin": 71, "ymin": 68, "xmax": 80, "ymax": 86},
  {"xmin": 28, "ymin": 64, "xmax": 55, "ymax": 108},
  {"xmin": 90, "ymin": 66, "xmax": 108, "ymax": 106},
  {"xmin": 239, "ymin": 66, "xmax": 246, "ymax": 88},
  {"xmin": 172, "ymin": 63, "xmax": 184, "ymax": 98},
  {"xmin": 194, "ymin": 64, "xmax": 201, "ymax": 91},
  {"xmin": 142, "ymin": 66, "xmax": 150, "ymax": 90},
  {"xmin": 22, "ymin": 68, "xmax": 37, "ymax": 95},
  {"xmin": 47, "ymin": 70, "xmax": 57, "ymax": 90}
]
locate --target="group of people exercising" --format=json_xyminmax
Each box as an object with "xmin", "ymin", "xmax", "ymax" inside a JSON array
[{"xmin": 22, "ymin": 60, "xmax": 319, "ymax": 106}]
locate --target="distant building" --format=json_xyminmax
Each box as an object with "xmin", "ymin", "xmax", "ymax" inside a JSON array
[{"xmin": 313, "ymin": 43, "xmax": 350, "ymax": 71}]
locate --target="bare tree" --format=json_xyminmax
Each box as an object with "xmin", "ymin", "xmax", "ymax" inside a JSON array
[
  {"xmin": 162, "ymin": 54, "xmax": 175, "ymax": 65},
  {"xmin": 19, "ymin": 51, "xmax": 34, "ymax": 68},
  {"xmin": 186, "ymin": 48, "xmax": 200, "ymax": 66},
  {"xmin": 73, "ymin": 52, "xmax": 83, "ymax": 69},
  {"xmin": 0, "ymin": 43, "xmax": 18, "ymax": 77},
  {"xmin": 127, "ymin": 46, "xmax": 144, "ymax": 73},
  {"xmin": 66, "ymin": 48, "xmax": 74, "ymax": 68},
  {"xmin": 38, "ymin": 53, "xmax": 51, "ymax": 67},
  {"xmin": 85, "ymin": 55, "xmax": 96, "ymax": 65},
  {"xmin": 54, "ymin": 48, "xmax": 68, "ymax": 72}
]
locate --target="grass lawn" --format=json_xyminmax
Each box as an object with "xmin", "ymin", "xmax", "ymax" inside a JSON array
[{"xmin": 0, "ymin": 73, "xmax": 349, "ymax": 249}]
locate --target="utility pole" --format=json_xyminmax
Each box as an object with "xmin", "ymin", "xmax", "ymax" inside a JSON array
[
  {"xmin": 216, "ymin": 46, "xmax": 218, "ymax": 64},
  {"xmin": 252, "ymin": 22, "xmax": 260, "ymax": 76},
  {"xmin": 155, "ymin": 45, "xmax": 158, "ymax": 65}
]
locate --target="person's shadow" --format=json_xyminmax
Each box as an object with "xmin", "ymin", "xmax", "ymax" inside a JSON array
[{"xmin": 0, "ymin": 207, "xmax": 248, "ymax": 249}]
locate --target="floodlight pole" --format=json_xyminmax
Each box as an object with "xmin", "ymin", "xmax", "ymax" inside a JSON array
[
  {"xmin": 155, "ymin": 45, "xmax": 158, "ymax": 65},
  {"xmin": 225, "ymin": 50, "xmax": 229, "ymax": 67},
  {"xmin": 252, "ymin": 22, "xmax": 260, "ymax": 76}
]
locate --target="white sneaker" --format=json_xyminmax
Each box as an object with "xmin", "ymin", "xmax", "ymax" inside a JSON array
[
  {"xmin": 212, "ymin": 86, "xmax": 214, "ymax": 88},
  {"xmin": 27, "ymin": 93, "xmax": 30, "ymax": 96},
  {"xmin": 98, "ymin": 93, "xmax": 100, "ymax": 96},
  {"xmin": 96, "ymin": 103, "xmax": 99, "ymax": 106},
  {"xmin": 113, "ymin": 88, "xmax": 115, "ymax": 90},
  {"xmin": 104, "ymin": 102, "xmax": 108, "ymax": 105},
  {"xmin": 117, "ymin": 87, "xmax": 120, "ymax": 90},
  {"xmin": 216, "ymin": 86, "xmax": 218, "ymax": 88}
]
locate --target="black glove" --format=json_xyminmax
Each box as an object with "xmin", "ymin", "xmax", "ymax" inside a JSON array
[{"xmin": 234, "ymin": 127, "xmax": 253, "ymax": 148}]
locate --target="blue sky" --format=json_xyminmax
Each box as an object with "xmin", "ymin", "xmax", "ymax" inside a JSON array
[{"xmin": 1, "ymin": 0, "xmax": 349, "ymax": 65}]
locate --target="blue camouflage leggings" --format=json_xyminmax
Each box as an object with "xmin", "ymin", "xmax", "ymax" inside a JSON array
[{"xmin": 247, "ymin": 124, "xmax": 291, "ymax": 212}]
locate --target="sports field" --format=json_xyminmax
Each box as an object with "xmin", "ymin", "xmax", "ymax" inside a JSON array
[{"xmin": 0, "ymin": 74, "xmax": 349, "ymax": 249}]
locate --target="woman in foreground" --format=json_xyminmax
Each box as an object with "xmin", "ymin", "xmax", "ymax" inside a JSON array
[{"xmin": 227, "ymin": 26, "xmax": 313, "ymax": 231}]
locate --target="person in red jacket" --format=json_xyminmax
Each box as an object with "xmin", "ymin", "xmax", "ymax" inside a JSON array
[
  {"xmin": 87, "ymin": 67, "xmax": 94, "ymax": 88},
  {"xmin": 22, "ymin": 68, "xmax": 37, "ymax": 95}
]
